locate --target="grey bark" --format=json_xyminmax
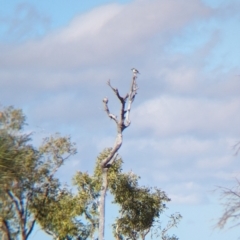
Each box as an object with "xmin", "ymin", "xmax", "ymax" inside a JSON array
[
  {"xmin": 98, "ymin": 73, "xmax": 138, "ymax": 240},
  {"xmin": 0, "ymin": 218, "xmax": 11, "ymax": 240}
]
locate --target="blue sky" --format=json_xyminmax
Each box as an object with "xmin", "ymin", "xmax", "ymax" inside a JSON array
[{"xmin": 1, "ymin": 0, "xmax": 240, "ymax": 239}]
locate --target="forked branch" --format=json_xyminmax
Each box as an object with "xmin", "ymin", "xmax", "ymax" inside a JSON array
[
  {"xmin": 99, "ymin": 71, "xmax": 139, "ymax": 240},
  {"xmin": 102, "ymin": 75, "xmax": 138, "ymax": 133}
]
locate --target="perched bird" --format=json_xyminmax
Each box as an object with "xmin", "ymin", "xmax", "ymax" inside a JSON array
[
  {"xmin": 131, "ymin": 68, "xmax": 140, "ymax": 75},
  {"xmin": 103, "ymin": 97, "xmax": 108, "ymax": 104}
]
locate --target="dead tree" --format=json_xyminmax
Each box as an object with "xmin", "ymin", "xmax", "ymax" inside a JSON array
[{"xmin": 98, "ymin": 70, "xmax": 139, "ymax": 240}]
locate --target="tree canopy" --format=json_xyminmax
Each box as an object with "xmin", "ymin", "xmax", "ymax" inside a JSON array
[
  {"xmin": 0, "ymin": 106, "xmax": 181, "ymax": 240},
  {"xmin": 0, "ymin": 106, "xmax": 92, "ymax": 240}
]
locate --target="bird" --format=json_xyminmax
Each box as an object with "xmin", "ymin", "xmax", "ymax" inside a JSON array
[
  {"xmin": 131, "ymin": 68, "xmax": 140, "ymax": 75},
  {"xmin": 102, "ymin": 97, "xmax": 108, "ymax": 104}
]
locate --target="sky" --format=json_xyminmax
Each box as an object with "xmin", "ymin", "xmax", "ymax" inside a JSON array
[{"xmin": 1, "ymin": 0, "xmax": 240, "ymax": 239}]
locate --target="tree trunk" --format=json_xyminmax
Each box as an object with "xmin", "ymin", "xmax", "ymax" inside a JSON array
[
  {"xmin": 99, "ymin": 73, "xmax": 138, "ymax": 239},
  {"xmin": 98, "ymin": 168, "xmax": 108, "ymax": 240}
]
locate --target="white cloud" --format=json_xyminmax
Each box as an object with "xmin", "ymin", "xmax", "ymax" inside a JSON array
[
  {"xmin": 118, "ymin": 134, "xmax": 239, "ymax": 206},
  {"xmin": 165, "ymin": 181, "xmax": 206, "ymax": 204},
  {"xmin": 196, "ymin": 156, "xmax": 234, "ymax": 169},
  {"xmin": 0, "ymin": 0, "xmax": 211, "ymax": 70},
  {"xmin": 212, "ymin": 170, "xmax": 240, "ymax": 181},
  {"xmin": 1, "ymin": 0, "xmax": 240, "ymax": 220},
  {"xmin": 170, "ymin": 193, "xmax": 203, "ymax": 204},
  {"xmin": 124, "ymin": 137, "xmax": 216, "ymax": 159},
  {"xmin": 132, "ymin": 95, "xmax": 240, "ymax": 138}
]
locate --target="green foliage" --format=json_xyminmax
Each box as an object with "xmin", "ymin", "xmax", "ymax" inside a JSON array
[
  {"xmin": 71, "ymin": 148, "xmax": 123, "ymax": 239},
  {"xmin": 0, "ymin": 107, "xmax": 181, "ymax": 240},
  {"xmin": 152, "ymin": 213, "xmax": 182, "ymax": 240},
  {"xmin": 0, "ymin": 107, "xmax": 30, "ymax": 184},
  {"xmin": 0, "ymin": 106, "xmax": 26, "ymax": 131},
  {"xmin": 72, "ymin": 172, "xmax": 100, "ymax": 239},
  {"xmin": 0, "ymin": 106, "xmax": 86, "ymax": 240},
  {"xmin": 111, "ymin": 173, "xmax": 171, "ymax": 240},
  {"xmin": 33, "ymin": 189, "xmax": 92, "ymax": 240},
  {"xmin": 93, "ymin": 148, "xmax": 123, "ymax": 189},
  {"xmin": 0, "ymin": 107, "xmax": 38, "ymax": 239},
  {"xmin": 75, "ymin": 149, "xmax": 180, "ymax": 240}
]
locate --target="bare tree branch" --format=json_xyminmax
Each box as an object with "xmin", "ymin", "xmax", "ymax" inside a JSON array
[
  {"xmin": 107, "ymin": 80, "xmax": 127, "ymax": 104},
  {"xmin": 233, "ymin": 141, "xmax": 240, "ymax": 155},
  {"xmin": 0, "ymin": 218, "xmax": 11, "ymax": 240},
  {"xmin": 25, "ymin": 219, "xmax": 36, "ymax": 239},
  {"xmin": 125, "ymin": 76, "xmax": 138, "ymax": 127},
  {"xmin": 6, "ymin": 190, "xmax": 26, "ymax": 239},
  {"xmin": 216, "ymin": 182, "xmax": 240, "ymax": 229},
  {"xmin": 98, "ymin": 71, "xmax": 139, "ymax": 240},
  {"xmin": 102, "ymin": 95, "xmax": 118, "ymax": 124},
  {"xmin": 100, "ymin": 75, "xmax": 138, "ymax": 169},
  {"xmin": 100, "ymin": 135, "xmax": 122, "ymax": 169},
  {"xmin": 6, "ymin": 190, "xmax": 23, "ymax": 217}
]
